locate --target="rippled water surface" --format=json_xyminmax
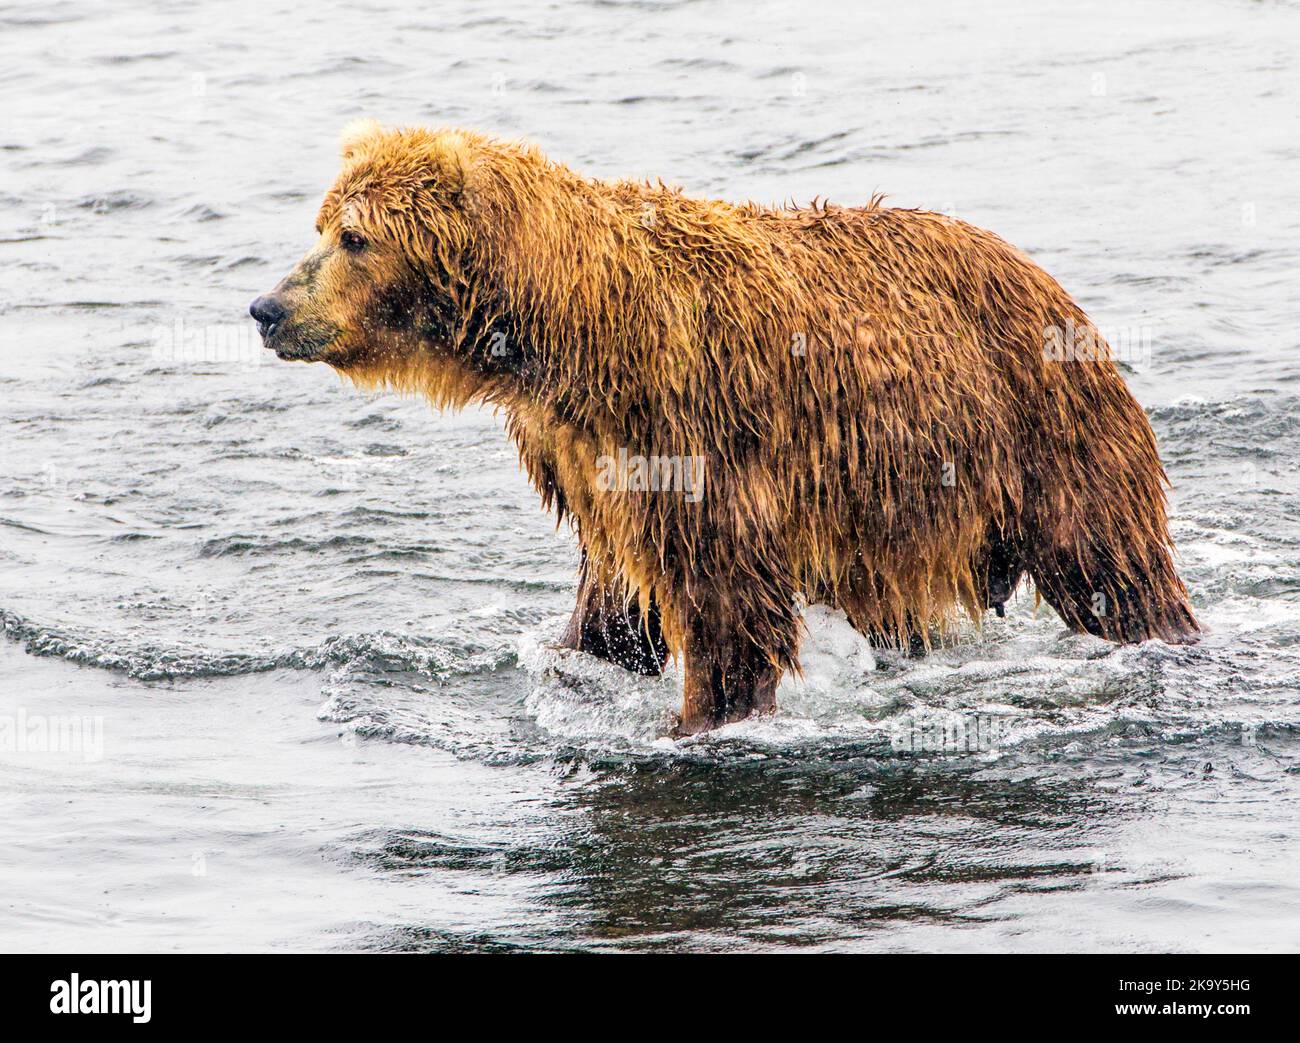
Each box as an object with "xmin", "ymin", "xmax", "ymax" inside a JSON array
[{"xmin": 3, "ymin": 0, "xmax": 1299, "ymax": 952}]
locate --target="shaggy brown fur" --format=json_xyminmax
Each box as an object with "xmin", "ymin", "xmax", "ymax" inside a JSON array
[{"xmin": 253, "ymin": 121, "xmax": 1199, "ymax": 734}]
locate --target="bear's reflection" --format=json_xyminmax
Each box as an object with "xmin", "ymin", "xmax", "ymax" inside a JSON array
[{"xmin": 359, "ymin": 752, "xmax": 1129, "ymax": 952}]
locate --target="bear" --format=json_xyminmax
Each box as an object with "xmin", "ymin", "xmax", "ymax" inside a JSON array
[{"xmin": 249, "ymin": 121, "xmax": 1199, "ymax": 735}]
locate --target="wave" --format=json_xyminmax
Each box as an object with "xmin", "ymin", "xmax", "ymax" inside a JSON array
[
  {"xmin": 198, "ymin": 533, "xmax": 385, "ymax": 558},
  {"xmin": 0, "ymin": 606, "xmax": 509, "ymax": 682}
]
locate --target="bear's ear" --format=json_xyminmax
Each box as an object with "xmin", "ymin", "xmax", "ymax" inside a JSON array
[
  {"xmin": 419, "ymin": 132, "xmax": 475, "ymax": 201},
  {"xmin": 339, "ymin": 118, "xmax": 384, "ymax": 161}
]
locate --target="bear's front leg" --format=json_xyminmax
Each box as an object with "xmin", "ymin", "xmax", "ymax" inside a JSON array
[
  {"xmin": 558, "ymin": 553, "xmax": 668, "ymax": 676},
  {"xmin": 677, "ymin": 624, "xmax": 781, "ymax": 735}
]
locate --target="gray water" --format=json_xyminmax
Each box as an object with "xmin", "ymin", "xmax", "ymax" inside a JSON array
[{"xmin": 2, "ymin": 0, "xmax": 1299, "ymax": 953}]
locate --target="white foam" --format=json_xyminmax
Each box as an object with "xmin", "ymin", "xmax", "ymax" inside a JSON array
[{"xmin": 522, "ymin": 643, "xmax": 680, "ymax": 744}]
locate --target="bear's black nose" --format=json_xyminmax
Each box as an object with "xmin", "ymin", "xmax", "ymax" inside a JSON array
[{"xmin": 249, "ymin": 295, "xmax": 287, "ymax": 328}]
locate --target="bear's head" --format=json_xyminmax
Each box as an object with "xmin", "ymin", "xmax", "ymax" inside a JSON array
[{"xmin": 250, "ymin": 121, "xmax": 506, "ymax": 387}]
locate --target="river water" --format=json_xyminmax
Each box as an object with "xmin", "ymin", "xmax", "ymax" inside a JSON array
[{"xmin": 2, "ymin": 0, "xmax": 1299, "ymax": 952}]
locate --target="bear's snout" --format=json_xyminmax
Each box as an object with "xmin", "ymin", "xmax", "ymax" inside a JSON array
[
  {"xmin": 249, "ymin": 294, "xmax": 287, "ymax": 334},
  {"xmin": 249, "ymin": 291, "xmax": 339, "ymax": 362}
]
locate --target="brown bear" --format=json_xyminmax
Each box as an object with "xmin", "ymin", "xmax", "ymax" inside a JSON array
[{"xmin": 250, "ymin": 121, "xmax": 1198, "ymax": 735}]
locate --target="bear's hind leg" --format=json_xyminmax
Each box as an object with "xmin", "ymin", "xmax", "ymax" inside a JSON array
[
  {"xmin": 1027, "ymin": 540, "xmax": 1198, "ymax": 644},
  {"xmin": 559, "ymin": 553, "xmax": 668, "ymax": 676}
]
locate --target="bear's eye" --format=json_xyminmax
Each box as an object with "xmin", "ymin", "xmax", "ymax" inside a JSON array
[{"xmin": 340, "ymin": 229, "xmax": 367, "ymax": 253}]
